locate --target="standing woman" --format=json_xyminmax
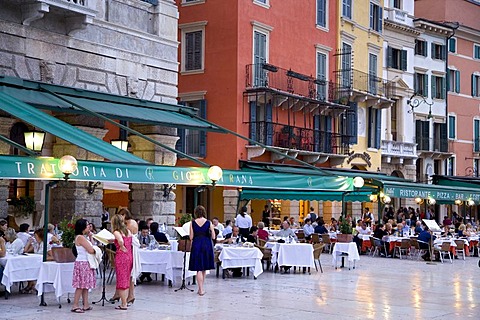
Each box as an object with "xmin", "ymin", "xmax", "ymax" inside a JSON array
[
  {"xmin": 71, "ymin": 218, "xmax": 96, "ymax": 313},
  {"xmin": 111, "ymin": 214, "xmax": 133, "ymax": 310},
  {"xmin": 109, "ymin": 208, "xmax": 139, "ymax": 305},
  {"xmin": 235, "ymin": 206, "xmax": 252, "ymax": 239},
  {"xmin": 189, "ymin": 205, "xmax": 215, "ymax": 296}
]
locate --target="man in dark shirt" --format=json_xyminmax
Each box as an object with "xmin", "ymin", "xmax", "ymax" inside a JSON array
[
  {"xmin": 418, "ymin": 226, "xmax": 432, "ymax": 261},
  {"xmin": 314, "ymin": 218, "xmax": 329, "ymax": 234},
  {"xmin": 373, "ymin": 223, "xmax": 388, "ymax": 256},
  {"xmin": 150, "ymin": 222, "xmax": 169, "ymax": 243}
]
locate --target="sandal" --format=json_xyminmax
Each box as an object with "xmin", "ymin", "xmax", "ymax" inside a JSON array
[
  {"xmin": 71, "ymin": 308, "xmax": 85, "ymax": 313},
  {"xmin": 115, "ymin": 305, "xmax": 128, "ymax": 310},
  {"xmin": 83, "ymin": 306, "xmax": 93, "ymax": 311}
]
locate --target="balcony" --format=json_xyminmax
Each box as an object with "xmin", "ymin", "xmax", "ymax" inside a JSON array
[
  {"xmin": 19, "ymin": 0, "xmax": 97, "ymax": 34},
  {"xmin": 416, "ymin": 137, "xmax": 452, "ymax": 159},
  {"xmin": 381, "ymin": 140, "xmax": 417, "ymax": 165},
  {"xmin": 245, "ymin": 64, "xmax": 351, "ymax": 109},
  {"xmin": 245, "ymin": 121, "xmax": 350, "ymax": 165},
  {"xmin": 335, "ymin": 69, "xmax": 395, "ymax": 108}
]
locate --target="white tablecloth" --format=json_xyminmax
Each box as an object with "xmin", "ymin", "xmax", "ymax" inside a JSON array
[
  {"xmin": 218, "ymin": 246, "xmax": 263, "ymax": 278},
  {"xmin": 331, "ymin": 243, "xmax": 360, "ymax": 265},
  {"xmin": 138, "ymin": 249, "xmax": 196, "ymax": 283},
  {"xmin": 272, "ymin": 243, "xmax": 315, "ymax": 268},
  {"xmin": 0, "ymin": 253, "xmax": 43, "ymax": 292},
  {"xmin": 35, "ymin": 262, "xmax": 75, "ymax": 299}
]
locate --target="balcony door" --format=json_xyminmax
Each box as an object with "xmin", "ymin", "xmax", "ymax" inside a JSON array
[
  {"xmin": 249, "ymin": 101, "xmax": 273, "ymax": 145},
  {"xmin": 253, "ymin": 31, "xmax": 267, "ymax": 87}
]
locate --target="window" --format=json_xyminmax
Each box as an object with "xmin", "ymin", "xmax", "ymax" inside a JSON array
[
  {"xmin": 415, "ymin": 39, "xmax": 427, "ymax": 56},
  {"xmin": 475, "ymin": 119, "xmax": 480, "ymax": 152},
  {"xmin": 472, "ymin": 74, "xmax": 480, "ymax": 97},
  {"xmin": 447, "ymin": 69, "xmax": 460, "ymax": 93},
  {"xmin": 316, "ymin": 0, "xmax": 327, "ymax": 28},
  {"xmin": 340, "ymin": 43, "xmax": 352, "ymax": 88},
  {"xmin": 392, "ymin": 0, "xmax": 401, "ymax": 9},
  {"xmin": 416, "ymin": 120, "xmax": 429, "ymax": 151},
  {"xmin": 253, "ymin": 0, "xmax": 269, "ymax": 7},
  {"xmin": 448, "ymin": 38, "xmax": 456, "ymax": 53},
  {"xmin": 176, "ymin": 100, "xmax": 207, "ymax": 157},
  {"xmin": 253, "ymin": 31, "xmax": 268, "ymax": 87},
  {"xmin": 180, "ymin": 21, "xmax": 207, "ymax": 72},
  {"xmin": 431, "ymin": 75, "xmax": 446, "ymax": 99},
  {"xmin": 316, "ymin": 52, "xmax": 327, "ymax": 101},
  {"xmin": 368, "ymin": 107, "xmax": 381, "ymax": 149},
  {"xmin": 474, "ymin": 44, "xmax": 480, "ymax": 59},
  {"xmin": 448, "ymin": 115, "xmax": 456, "ymax": 139},
  {"xmin": 391, "ymin": 100, "xmax": 398, "ymax": 140},
  {"xmin": 431, "ymin": 43, "xmax": 446, "ymax": 60},
  {"xmin": 342, "ymin": 0, "xmax": 352, "ymax": 19},
  {"xmin": 368, "ymin": 53, "xmax": 378, "ymax": 95},
  {"xmin": 414, "ymin": 73, "xmax": 428, "ymax": 97},
  {"xmin": 369, "ymin": 2, "xmax": 382, "ymax": 33},
  {"xmin": 386, "ymin": 46, "xmax": 407, "ymax": 70},
  {"xmin": 342, "ymin": 102, "xmax": 357, "ymax": 145},
  {"xmin": 249, "ymin": 102, "xmax": 273, "ymax": 145},
  {"xmin": 434, "ymin": 123, "xmax": 448, "ymax": 152},
  {"xmin": 446, "ymin": 157, "xmax": 455, "ymax": 176},
  {"xmin": 474, "ymin": 159, "xmax": 480, "ymax": 177}
]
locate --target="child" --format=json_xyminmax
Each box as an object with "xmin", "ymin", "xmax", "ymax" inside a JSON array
[{"xmin": 71, "ymin": 219, "xmax": 96, "ymax": 313}]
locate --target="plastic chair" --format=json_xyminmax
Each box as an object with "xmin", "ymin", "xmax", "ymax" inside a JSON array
[
  {"xmin": 313, "ymin": 243, "xmax": 325, "ymax": 273},
  {"xmin": 434, "ymin": 242, "xmax": 453, "ymax": 264},
  {"xmin": 454, "ymin": 239, "xmax": 466, "ymax": 260}
]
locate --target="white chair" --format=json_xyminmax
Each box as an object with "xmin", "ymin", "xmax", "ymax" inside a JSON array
[{"xmin": 434, "ymin": 242, "xmax": 453, "ymax": 264}]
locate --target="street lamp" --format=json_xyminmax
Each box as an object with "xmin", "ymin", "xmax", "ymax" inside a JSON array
[
  {"xmin": 407, "ymin": 92, "xmax": 434, "ymax": 119},
  {"xmin": 24, "ymin": 130, "xmax": 45, "ymax": 153},
  {"xmin": 58, "ymin": 155, "xmax": 78, "ymax": 181},
  {"xmin": 207, "ymin": 165, "xmax": 223, "ymax": 187},
  {"xmin": 111, "ymin": 139, "xmax": 129, "ymax": 152}
]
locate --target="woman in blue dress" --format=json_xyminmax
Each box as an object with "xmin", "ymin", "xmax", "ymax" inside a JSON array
[{"xmin": 189, "ymin": 205, "xmax": 215, "ymax": 296}]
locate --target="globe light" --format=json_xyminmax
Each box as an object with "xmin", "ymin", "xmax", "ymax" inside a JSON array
[
  {"xmin": 59, "ymin": 155, "xmax": 78, "ymax": 180},
  {"xmin": 415, "ymin": 197, "xmax": 424, "ymax": 205},
  {"xmin": 207, "ymin": 165, "xmax": 223, "ymax": 186},
  {"xmin": 352, "ymin": 176, "xmax": 365, "ymax": 189}
]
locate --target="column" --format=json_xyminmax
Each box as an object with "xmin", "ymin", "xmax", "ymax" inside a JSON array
[{"xmin": 0, "ymin": 118, "xmax": 15, "ymax": 219}]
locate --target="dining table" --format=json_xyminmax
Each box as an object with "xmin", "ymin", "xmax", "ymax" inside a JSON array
[
  {"xmin": 268, "ymin": 242, "xmax": 315, "ymax": 271},
  {"xmin": 0, "ymin": 253, "xmax": 43, "ymax": 294},
  {"xmin": 331, "ymin": 242, "xmax": 360, "ymax": 270},
  {"xmin": 218, "ymin": 245, "xmax": 263, "ymax": 278},
  {"xmin": 138, "ymin": 248, "xmax": 196, "ymax": 284},
  {"xmin": 35, "ymin": 261, "xmax": 75, "ymax": 307}
]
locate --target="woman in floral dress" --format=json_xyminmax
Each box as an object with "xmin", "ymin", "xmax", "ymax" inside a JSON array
[
  {"xmin": 71, "ymin": 218, "xmax": 96, "ymax": 313},
  {"xmin": 111, "ymin": 214, "xmax": 132, "ymax": 310}
]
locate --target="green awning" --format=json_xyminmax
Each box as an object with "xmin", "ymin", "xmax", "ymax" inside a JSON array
[
  {"xmin": 0, "ymin": 92, "xmax": 148, "ymax": 164},
  {"xmin": 239, "ymin": 188, "xmax": 371, "ymax": 202},
  {"xmin": 0, "ymin": 76, "xmax": 224, "ymax": 132},
  {"xmin": 382, "ymin": 180, "xmax": 480, "ymax": 202}
]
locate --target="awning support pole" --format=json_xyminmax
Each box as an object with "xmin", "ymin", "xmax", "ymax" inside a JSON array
[
  {"xmin": 40, "ymin": 87, "xmax": 210, "ymax": 168},
  {"xmin": 43, "ymin": 180, "xmax": 59, "ymax": 262}
]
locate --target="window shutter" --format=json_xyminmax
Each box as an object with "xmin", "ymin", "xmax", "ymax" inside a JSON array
[
  {"xmin": 370, "ymin": 3, "xmax": 374, "ymax": 30},
  {"xmin": 378, "ymin": 7, "xmax": 383, "ymax": 33},
  {"xmin": 472, "ymin": 74, "xmax": 478, "ymax": 97},
  {"xmin": 424, "ymin": 74, "xmax": 428, "ymax": 98},
  {"xmin": 441, "ymin": 45, "xmax": 446, "ymax": 60},
  {"xmin": 317, "ymin": 0, "xmax": 326, "ymax": 27},
  {"xmin": 348, "ymin": 102, "xmax": 358, "ymax": 144},
  {"xmin": 199, "ymin": 99, "xmax": 207, "ymax": 157},
  {"xmin": 449, "ymin": 38, "xmax": 456, "ymax": 53},
  {"xmin": 386, "ymin": 46, "xmax": 393, "ymax": 68},
  {"xmin": 446, "ymin": 69, "xmax": 450, "ymax": 92},
  {"xmin": 249, "ymin": 101, "xmax": 257, "ymax": 142},
  {"xmin": 313, "ymin": 115, "xmax": 320, "ymax": 152},
  {"xmin": 475, "ymin": 120, "xmax": 480, "ymax": 152},
  {"xmin": 401, "ymin": 50, "xmax": 407, "ymax": 71},
  {"xmin": 185, "ymin": 32, "xmax": 194, "ymax": 70},
  {"xmin": 375, "ymin": 108, "xmax": 381, "ymax": 149},
  {"xmin": 431, "ymin": 44, "xmax": 435, "ymax": 59},
  {"xmin": 368, "ymin": 107, "xmax": 373, "ymax": 148},
  {"xmin": 266, "ymin": 103, "xmax": 273, "ymax": 145},
  {"xmin": 194, "ymin": 31, "xmax": 202, "ymax": 70},
  {"xmin": 455, "ymin": 70, "xmax": 460, "ymax": 93},
  {"xmin": 415, "ymin": 120, "xmax": 421, "ymax": 146},
  {"xmin": 441, "ymin": 77, "xmax": 446, "ymax": 99},
  {"xmin": 448, "ymin": 116, "xmax": 455, "ymax": 139},
  {"xmin": 431, "ymin": 75, "xmax": 436, "ymax": 99},
  {"xmin": 325, "ymin": 115, "xmax": 332, "ymax": 152}
]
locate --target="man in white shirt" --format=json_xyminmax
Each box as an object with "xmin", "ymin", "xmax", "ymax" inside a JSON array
[
  {"xmin": 276, "ymin": 221, "xmax": 298, "ymax": 241},
  {"xmin": 354, "ymin": 221, "xmax": 371, "ymax": 254},
  {"xmin": 306, "ymin": 207, "xmax": 318, "ymax": 226},
  {"xmin": 16, "ymin": 223, "xmax": 32, "ymax": 246},
  {"xmin": 302, "ymin": 218, "xmax": 315, "ymax": 241},
  {"xmin": 212, "ymin": 217, "xmax": 225, "ymax": 233}
]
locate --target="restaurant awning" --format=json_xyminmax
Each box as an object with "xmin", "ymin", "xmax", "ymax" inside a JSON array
[
  {"xmin": 0, "ymin": 91, "xmax": 148, "ymax": 164},
  {"xmin": 239, "ymin": 188, "xmax": 372, "ymax": 202},
  {"xmin": 0, "ymin": 76, "xmax": 225, "ymax": 132}
]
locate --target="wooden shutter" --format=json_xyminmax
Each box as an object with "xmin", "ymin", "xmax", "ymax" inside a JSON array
[
  {"xmin": 440, "ymin": 123, "xmax": 447, "ymax": 151},
  {"xmin": 266, "ymin": 103, "xmax": 273, "ymax": 145},
  {"xmin": 317, "ymin": 0, "xmax": 326, "ymax": 27},
  {"xmin": 448, "ymin": 116, "xmax": 455, "ymax": 139},
  {"xmin": 431, "ymin": 75, "xmax": 437, "ymax": 99},
  {"xmin": 313, "ymin": 115, "xmax": 320, "ymax": 152},
  {"xmin": 317, "ymin": 52, "xmax": 326, "ymax": 100},
  {"xmin": 254, "ymin": 31, "xmax": 267, "ymax": 86},
  {"xmin": 386, "ymin": 46, "xmax": 393, "ymax": 68},
  {"xmin": 347, "ymin": 102, "xmax": 358, "ymax": 144},
  {"xmin": 370, "ymin": 3, "xmax": 374, "ymax": 30},
  {"xmin": 441, "ymin": 77, "xmax": 446, "ymax": 99},
  {"xmin": 249, "ymin": 101, "xmax": 257, "ymax": 142},
  {"xmin": 423, "ymin": 74, "xmax": 428, "ymax": 97},
  {"xmin": 375, "ymin": 108, "xmax": 381, "ymax": 149},
  {"xmin": 378, "ymin": 6, "xmax": 383, "ymax": 33},
  {"xmin": 455, "ymin": 70, "xmax": 460, "ymax": 93},
  {"xmin": 401, "ymin": 50, "xmax": 407, "ymax": 71},
  {"xmin": 325, "ymin": 115, "xmax": 332, "ymax": 152},
  {"xmin": 431, "ymin": 44, "xmax": 435, "ymax": 59},
  {"xmin": 472, "ymin": 74, "xmax": 478, "ymax": 97},
  {"xmin": 441, "ymin": 45, "xmax": 446, "ymax": 61},
  {"xmin": 368, "ymin": 107, "xmax": 373, "ymax": 148},
  {"xmin": 199, "ymin": 99, "xmax": 207, "ymax": 157},
  {"xmin": 449, "ymin": 38, "xmax": 456, "ymax": 53},
  {"xmin": 185, "ymin": 32, "xmax": 194, "ymax": 71},
  {"xmin": 475, "ymin": 120, "xmax": 480, "ymax": 152}
]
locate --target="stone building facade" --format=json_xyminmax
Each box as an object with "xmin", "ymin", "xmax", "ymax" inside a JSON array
[{"xmin": 0, "ymin": 0, "xmax": 179, "ymax": 227}]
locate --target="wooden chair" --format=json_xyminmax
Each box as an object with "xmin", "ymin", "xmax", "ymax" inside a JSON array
[
  {"xmin": 434, "ymin": 242, "xmax": 453, "ymax": 263},
  {"xmin": 311, "ymin": 233, "xmax": 321, "ymax": 244},
  {"xmin": 255, "ymin": 244, "xmax": 272, "ymax": 271},
  {"xmin": 296, "ymin": 231, "xmax": 306, "ymax": 243},
  {"xmin": 313, "ymin": 243, "xmax": 325, "ymax": 273},
  {"xmin": 214, "ymin": 250, "xmax": 222, "ymax": 277},
  {"xmin": 410, "ymin": 238, "xmax": 426, "ymax": 260},
  {"xmin": 369, "ymin": 236, "xmax": 385, "ymax": 257},
  {"xmin": 105, "ymin": 248, "xmax": 116, "ymax": 284},
  {"xmin": 258, "ymin": 238, "xmax": 267, "ymax": 247},
  {"xmin": 393, "ymin": 239, "xmax": 410, "ymax": 259},
  {"xmin": 321, "ymin": 234, "xmax": 334, "ymax": 254},
  {"xmin": 454, "ymin": 239, "xmax": 466, "ymax": 260}
]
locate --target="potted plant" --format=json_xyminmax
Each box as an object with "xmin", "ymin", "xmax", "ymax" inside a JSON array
[
  {"xmin": 54, "ymin": 215, "xmax": 79, "ymax": 263},
  {"xmin": 337, "ymin": 217, "xmax": 353, "ymax": 243}
]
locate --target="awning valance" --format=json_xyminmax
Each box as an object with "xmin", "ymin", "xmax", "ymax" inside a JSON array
[{"xmin": 239, "ymin": 188, "xmax": 371, "ymax": 202}]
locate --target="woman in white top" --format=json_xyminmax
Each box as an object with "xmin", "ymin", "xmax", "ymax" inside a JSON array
[
  {"xmin": 4, "ymin": 228, "xmax": 24, "ymax": 255},
  {"xmin": 235, "ymin": 206, "xmax": 252, "ymax": 238}
]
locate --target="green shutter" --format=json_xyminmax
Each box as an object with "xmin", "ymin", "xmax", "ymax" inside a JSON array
[
  {"xmin": 449, "ymin": 38, "xmax": 456, "ymax": 53},
  {"xmin": 249, "ymin": 101, "xmax": 257, "ymax": 142},
  {"xmin": 431, "ymin": 75, "xmax": 437, "ymax": 99},
  {"xmin": 378, "ymin": 7, "xmax": 383, "ymax": 33},
  {"xmin": 448, "ymin": 116, "xmax": 455, "ymax": 139},
  {"xmin": 473, "ymin": 74, "xmax": 478, "ymax": 97},
  {"xmin": 455, "ymin": 70, "xmax": 461, "ymax": 93},
  {"xmin": 375, "ymin": 108, "xmax": 381, "ymax": 149},
  {"xmin": 400, "ymin": 50, "xmax": 407, "ymax": 71},
  {"xmin": 441, "ymin": 77, "xmax": 446, "ymax": 99},
  {"xmin": 446, "ymin": 69, "xmax": 450, "ymax": 92},
  {"xmin": 387, "ymin": 46, "xmax": 393, "ymax": 68},
  {"xmin": 424, "ymin": 74, "xmax": 428, "ymax": 98}
]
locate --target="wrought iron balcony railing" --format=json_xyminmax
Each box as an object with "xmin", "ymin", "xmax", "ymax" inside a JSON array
[
  {"xmin": 245, "ymin": 64, "xmax": 351, "ymax": 105},
  {"xmin": 335, "ymin": 68, "xmax": 395, "ymax": 100},
  {"xmin": 249, "ymin": 121, "xmax": 351, "ymax": 155},
  {"xmin": 416, "ymin": 137, "xmax": 448, "ymax": 152}
]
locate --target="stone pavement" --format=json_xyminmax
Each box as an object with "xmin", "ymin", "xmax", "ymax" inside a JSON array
[{"xmin": 2, "ymin": 254, "xmax": 479, "ymax": 320}]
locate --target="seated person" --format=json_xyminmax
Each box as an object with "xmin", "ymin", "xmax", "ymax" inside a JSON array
[
  {"xmin": 276, "ymin": 221, "xmax": 298, "ymax": 241},
  {"xmin": 4, "ymin": 228, "xmax": 24, "ymax": 255},
  {"xmin": 138, "ymin": 224, "xmax": 156, "ymax": 248},
  {"xmin": 314, "ymin": 218, "xmax": 329, "ymax": 234},
  {"xmin": 47, "ymin": 223, "xmax": 61, "ymax": 246},
  {"xmin": 222, "ymin": 220, "xmax": 233, "ymax": 238},
  {"xmin": 394, "ymin": 222, "xmax": 405, "ymax": 237},
  {"xmin": 23, "ymin": 229, "xmax": 52, "ymax": 293},
  {"xmin": 353, "ymin": 221, "xmax": 371, "ymax": 253},
  {"xmin": 150, "ymin": 222, "xmax": 169, "ymax": 243},
  {"xmin": 0, "ymin": 236, "xmax": 5, "ymax": 283},
  {"xmin": 289, "ymin": 217, "xmax": 299, "ymax": 229},
  {"xmin": 385, "ymin": 222, "xmax": 394, "ymax": 235},
  {"xmin": 458, "ymin": 224, "xmax": 466, "ymax": 237},
  {"xmin": 212, "ymin": 217, "xmax": 225, "ymax": 233},
  {"xmin": 225, "ymin": 226, "xmax": 242, "ymax": 244},
  {"xmin": 443, "ymin": 216, "xmax": 452, "ymax": 227},
  {"xmin": 418, "ymin": 225, "xmax": 433, "ymax": 261},
  {"xmin": 17, "ymin": 223, "xmax": 32, "ymax": 247},
  {"xmin": 373, "ymin": 223, "xmax": 388, "ymax": 256},
  {"xmin": 246, "ymin": 226, "xmax": 258, "ymax": 244},
  {"xmin": 256, "ymin": 222, "xmax": 269, "ymax": 242},
  {"xmin": 414, "ymin": 221, "xmax": 423, "ymax": 235},
  {"xmin": 330, "ymin": 219, "xmax": 338, "ymax": 232},
  {"xmin": 302, "ymin": 218, "xmax": 315, "ymax": 241},
  {"xmin": 441, "ymin": 225, "xmax": 452, "ymax": 237}
]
